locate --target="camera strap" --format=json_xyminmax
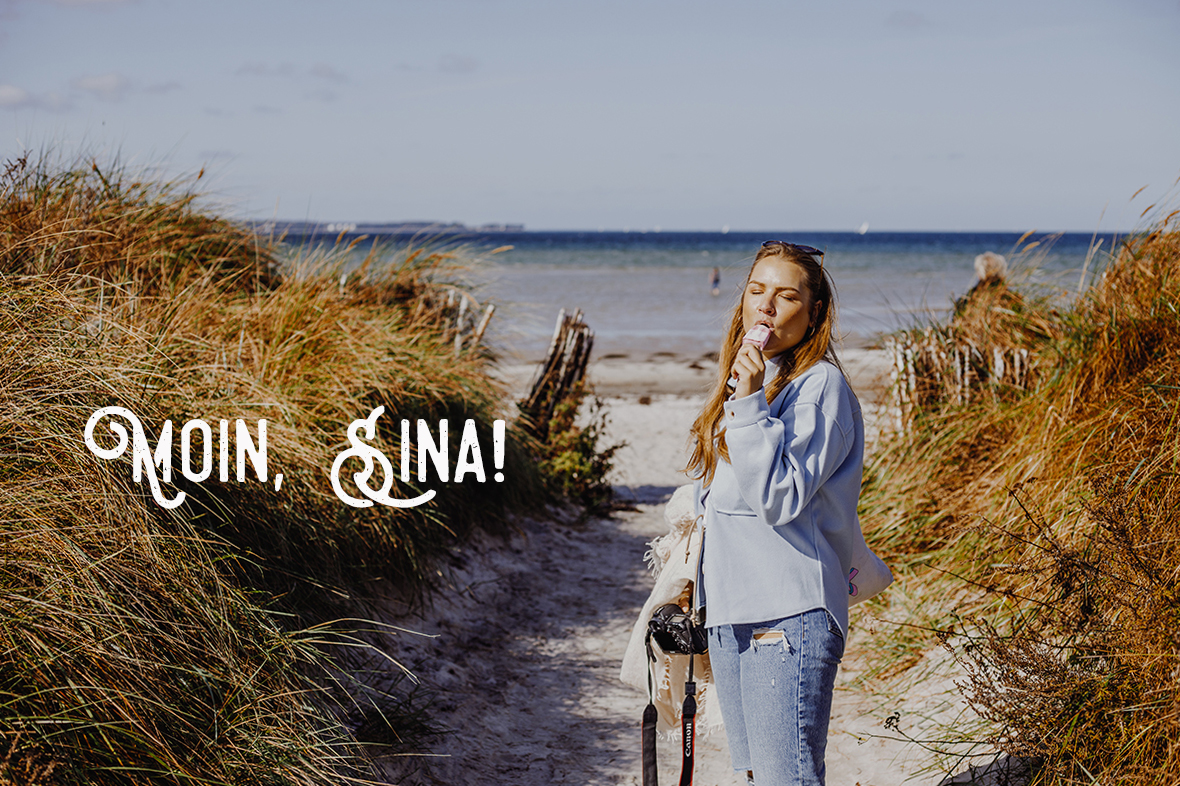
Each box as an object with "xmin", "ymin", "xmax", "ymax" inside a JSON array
[
  {"xmin": 642, "ymin": 636, "xmax": 659, "ymax": 786},
  {"xmin": 642, "ymin": 517, "xmax": 706, "ymax": 786},
  {"xmin": 679, "ymin": 519, "xmax": 704, "ymax": 786},
  {"xmin": 643, "ymin": 636, "xmax": 700, "ymax": 786},
  {"xmin": 679, "ymin": 652, "xmax": 697, "ymax": 786}
]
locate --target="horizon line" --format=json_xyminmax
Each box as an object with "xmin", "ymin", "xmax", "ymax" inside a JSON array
[{"xmin": 245, "ymin": 220, "xmax": 1133, "ymax": 236}]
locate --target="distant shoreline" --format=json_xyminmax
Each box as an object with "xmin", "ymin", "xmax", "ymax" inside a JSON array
[{"xmin": 255, "ymin": 221, "xmax": 1126, "ymax": 245}]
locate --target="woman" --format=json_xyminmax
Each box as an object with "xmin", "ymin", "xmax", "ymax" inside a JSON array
[{"xmin": 687, "ymin": 240, "xmax": 862, "ymax": 786}]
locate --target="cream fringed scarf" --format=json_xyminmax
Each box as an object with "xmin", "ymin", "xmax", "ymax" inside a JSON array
[{"xmin": 619, "ymin": 485, "xmax": 724, "ymax": 738}]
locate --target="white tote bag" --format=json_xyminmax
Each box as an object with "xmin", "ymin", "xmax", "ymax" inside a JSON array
[{"xmin": 847, "ymin": 521, "xmax": 892, "ymax": 605}]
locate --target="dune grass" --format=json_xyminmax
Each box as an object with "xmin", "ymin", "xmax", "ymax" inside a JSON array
[
  {"xmin": 856, "ymin": 214, "xmax": 1180, "ymax": 783},
  {"xmin": 0, "ymin": 154, "xmax": 549, "ymax": 783}
]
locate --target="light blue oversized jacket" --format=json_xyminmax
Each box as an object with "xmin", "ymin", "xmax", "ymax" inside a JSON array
[{"xmin": 694, "ymin": 359, "xmax": 863, "ymax": 639}]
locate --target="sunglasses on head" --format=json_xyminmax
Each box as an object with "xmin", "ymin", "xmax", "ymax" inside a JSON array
[{"xmin": 761, "ymin": 240, "xmax": 824, "ymax": 257}]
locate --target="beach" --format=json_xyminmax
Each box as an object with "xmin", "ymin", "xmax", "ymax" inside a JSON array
[
  {"xmin": 370, "ymin": 346, "xmax": 990, "ymax": 786},
  {"xmin": 9, "ymin": 4, "xmax": 1171, "ymax": 778},
  {"xmin": 321, "ymin": 228, "xmax": 1172, "ymax": 786},
  {"xmin": 2, "ymin": 160, "xmax": 1039, "ymax": 783}
]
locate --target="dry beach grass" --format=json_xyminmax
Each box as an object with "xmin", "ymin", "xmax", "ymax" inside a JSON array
[
  {"xmin": 0, "ymin": 154, "xmax": 545, "ymax": 784},
  {"xmin": 854, "ymin": 214, "xmax": 1180, "ymax": 785}
]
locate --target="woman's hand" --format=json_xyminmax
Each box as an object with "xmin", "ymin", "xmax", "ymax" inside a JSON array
[{"xmin": 730, "ymin": 344, "xmax": 766, "ymax": 399}]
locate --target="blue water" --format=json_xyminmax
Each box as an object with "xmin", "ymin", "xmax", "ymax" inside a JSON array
[{"xmin": 283, "ymin": 229, "xmax": 1124, "ymax": 360}]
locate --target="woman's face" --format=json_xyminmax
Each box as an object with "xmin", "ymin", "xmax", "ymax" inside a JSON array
[{"xmin": 741, "ymin": 257, "xmax": 816, "ymax": 357}]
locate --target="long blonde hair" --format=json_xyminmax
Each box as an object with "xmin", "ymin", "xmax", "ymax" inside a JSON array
[{"xmin": 686, "ymin": 243, "xmax": 842, "ymax": 485}]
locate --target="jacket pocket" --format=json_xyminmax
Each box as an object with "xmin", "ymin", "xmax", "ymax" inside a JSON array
[{"xmin": 711, "ymin": 505, "xmax": 759, "ymax": 518}]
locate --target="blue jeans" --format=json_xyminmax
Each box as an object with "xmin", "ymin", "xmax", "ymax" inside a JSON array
[{"xmin": 707, "ymin": 608, "xmax": 844, "ymax": 786}]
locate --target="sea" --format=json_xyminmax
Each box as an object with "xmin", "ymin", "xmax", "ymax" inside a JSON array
[{"xmin": 281, "ymin": 229, "xmax": 1123, "ymax": 361}]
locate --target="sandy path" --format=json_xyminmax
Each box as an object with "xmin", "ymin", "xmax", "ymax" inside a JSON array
[
  {"xmin": 369, "ymin": 354, "xmax": 986, "ymax": 785},
  {"xmin": 370, "ymin": 496, "xmax": 704, "ymax": 784}
]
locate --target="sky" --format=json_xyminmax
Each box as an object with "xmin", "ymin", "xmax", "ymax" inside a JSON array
[{"xmin": 2, "ymin": 0, "xmax": 1178, "ymax": 232}]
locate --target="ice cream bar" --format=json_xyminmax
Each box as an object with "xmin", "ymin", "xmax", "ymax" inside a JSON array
[
  {"xmin": 742, "ymin": 324, "xmax": 772, "ymax": 349},
  {"xmin": 727, "ymin": 325, "xmax": 773, "ymax": 389}
]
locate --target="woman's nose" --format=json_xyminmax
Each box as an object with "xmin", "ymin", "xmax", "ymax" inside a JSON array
[{"xmin": 757, "ymin": 295, "xmax": 775, "ymax": 315}]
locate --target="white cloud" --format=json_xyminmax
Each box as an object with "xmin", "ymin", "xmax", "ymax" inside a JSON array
[
  {"xmin": 2, "ymin": 72, "xmax": 169, "ymax": 111},
  {"xmin": 72, "ymin": 72, "xmax": 130, "ymax": 101},
  {"xmin": 0, "ymin": 83, "xmax": 72, "ymax": 111},
  {"xmin": 0, "ymin": 83, "xmax": 32, "ymax": 107}
]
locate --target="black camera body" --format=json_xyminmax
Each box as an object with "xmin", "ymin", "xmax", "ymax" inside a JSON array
[{"xmin": 647, "ymin": 603, "xmax": 707, "ymax": 655}]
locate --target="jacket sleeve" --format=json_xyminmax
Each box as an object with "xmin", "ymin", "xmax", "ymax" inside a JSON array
[{"xmin": 721, "ymin": 371, "xmax": 853, "ymax": 527}]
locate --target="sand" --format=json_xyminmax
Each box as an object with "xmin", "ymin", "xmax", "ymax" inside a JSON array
[{"xmin": 361, "ymin": 350, "xmax": 998, "ymax": 785}]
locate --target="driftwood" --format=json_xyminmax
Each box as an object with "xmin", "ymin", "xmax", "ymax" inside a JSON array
[
  {"xmin": 886, "ymin": 329, "xmax": 1033, "ymax": 430},
  {"xmin": 885, "ymin": 259, "xmax": 1058, "ymax": 430},
  {"xmin": 410, "ymin": 286, "xmax": 496, "ymax": 356},
  {"xmin": 519, "ymin": 309, "xmax": 595, "ymax": 438}
]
